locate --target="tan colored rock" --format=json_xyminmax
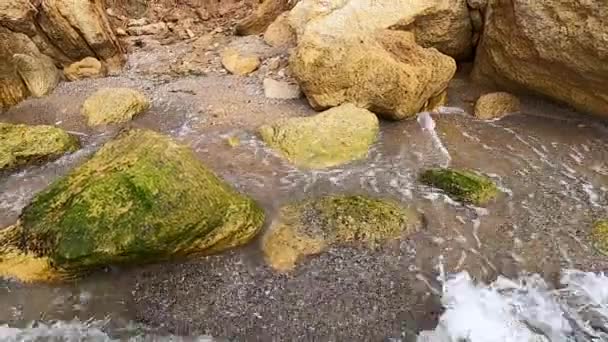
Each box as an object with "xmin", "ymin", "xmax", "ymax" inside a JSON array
[
  {"xmin": 264, "ymin": 12, "xmax": 296, "ymax": 48},
  {"xmin": 236, "ymin": 0, "xmax": 293, "ymax": 36},
  {"xmin": 291, "ymin": 30, "xmax": 456, "ymax": 120},
  {"xmin": 82, "ymin": 88, "xmax": 150, "ymax": 126},
  {"xmin": 474, "ymin": 92, "xmax": 520, "ymax": 120},
  {"xmin": 467, "ymin": 0, "xmax": 487, "ymax": 10},
  {"xmin": 473, "ymin": 1, "xmax": 608, "ymax": 118},
  {"xmin": 64, "ymin": 57, "xmax": 104, "ymax": 81},
  {"xmin": 12, "ymin": 53, "xmax": 60, "ymax": 98},
  {"xmin": 259, "ymin": 103, "xmax": 379, "ymax": 169},
  {"xmin": 126, "ymin": 22, "xmax": 168, "ymax": 36},
  {"xmin": 221, "ymin": 48, "xmax": 261, "ymax": 75},
  {"xmin": 392, "ymin": 0, "xmax": 473, "ymax": 60},
  {"xmin": 263, "ymin": 78, "xmax": 301, "ymax": 99}
]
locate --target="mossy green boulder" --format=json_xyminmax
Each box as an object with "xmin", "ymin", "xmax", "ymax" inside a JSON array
[
  {"xmin": 1, "ymin": 129, "xmax": 264, "ymax": 281},
  {"xmin": 420, "ymin": 168, "xmax": 498, "ymax": 206},
  {"xmin": 259, "ymin": 103, "xmax": 379, "ymax": 169},
  {"xmin": 81, "ymin": 88, "xmax": 150, "ymax": 126},
  {"xmin": 262, "ymin": 195, "xmax": 419, "ymax": 271},
  {"xmin": 0, "ymin": 122, "xmax": 78, "ymax": 171},
  {"xmin": 592, "ymin": 220, "xmax": 608, "ymax": 255}
]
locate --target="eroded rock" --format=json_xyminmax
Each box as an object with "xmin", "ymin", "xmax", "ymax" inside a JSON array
[
  {"xmin": 0, "ymin": 129, "xmax": 265, "ymax": 281},
  {"xmin": 82, "ymin": 88, "xmax": 150, "ymax": 126},
  {"xmin": 473, "ymin": 1, "xmax": 608, "ymax": 117},
  {"xmin": 64, "ymin": 57, "xmax": 104, "ymax": 81},
  {"xmin": 474, "ymin": 92, "xmax": 520, "ymax": 120},
  {"xmin": 264, "ymin": 12, "xmax": 296, "ymax": 48},
  {"xmin": 0, "ymin": 122, "xmax": 79, "ymax": 171},
  {"xmin": 262, "ymin": 195, "xmax": 419, "ymax": 271},
  {"xmin": 236, "ymin": 0, "xmax": 293, "ymax": 36},
  {"xmin": 259, "ymin": 103, "xmax": 378, "ymax": 169}
]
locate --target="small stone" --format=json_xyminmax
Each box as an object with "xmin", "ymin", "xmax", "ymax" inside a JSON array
[
  {"xmin": 126, "ymin": 22, "xmax": 168, "ymax": 36},
  {"xmin": 64, "ymin": 57, "xmax": 104, "ymax": 81},
  {"xmin": 592, "ymin": 220, "xmax": 608, "ymax": 255},
  {"xmin": 420, "ymin": 168, "xmax": 499, "ymax": 206},
  {"xmin": 196, "ymin": 8, "xmax": 211, "ymax": 21},
  {"xmin": 226, "ymin": 136, "xmax": 241, "ymax": 147},
  {"xmin": 221, "ymin": 48, "xmax": 261, "ymax": 75},
  {"xmin": 81, "ymin": 88, "xmax": 150, "ymax": 126},
  {"xmin": 186, "ymin": 29, "xmax": 195, "ymax": 39},
  {"xmin": 127, "ymin": 18, "xmax": 149, "ymax": 27},
  {"xmin": 266, "ymin": 57, "xmax": 282, "ymax": 71},
  {"xmin": 263, "ymin": 78, "xmax": 301, "ymax": 99},
  {"xmin": 115, "ymin": 28, "xmax": 128, "ymax": 37},
  {"xmin": 474, "ymin": 92, "xmax": 520, "ymax": 120}
]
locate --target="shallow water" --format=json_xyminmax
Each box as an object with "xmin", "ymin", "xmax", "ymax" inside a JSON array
[{"xmin": 1, "ymin": 72, "xmax": 608, "ymax": 339}]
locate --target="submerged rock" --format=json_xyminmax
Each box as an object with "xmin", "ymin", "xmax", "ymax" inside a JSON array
[
  {"xmin": 473, "ymin": 1, "xmax": 608, "ymax": 118},
  {"xmin": 0, "ymin": 129, "xmax": 265, "ymax": 281},
  {"xmin": 259, "ymin": 103, "xmax": 379, "ymax": 169},
  {"xmin": 81, "ymin": 88, "xmax": 150, "ymax": 126},
  {"xmin": 262, "ymin": 195, "xmax": 419, "ymax": 271},
  {"xmin": 592, "ymin": 220, "xmax": 608, "ymax": 255},
  {"xmin": 420, "ymin": 168, "xmax": 498, "ymax": 206},
  {"xmin": 221, "ymin": 48, "xmax": 261, "ymax": 75},
  {"xmin": 474, "ymin": 92, "xmax": 520, "ymax": 120},
  {"xmin": 0, "ymin": 122, "xmax": 79, "ymax": 171},
  {"xmin": 64, "ymin": 57, "xmax": 105, "ymax": 81}
]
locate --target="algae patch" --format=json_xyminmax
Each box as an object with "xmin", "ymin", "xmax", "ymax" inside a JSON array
[
  {"xmin": 262, "ymin": 195, "xmax": 419, "ymax": 272},
  {"xmin": 259, "ymin": 103, "xmax": 379, "ymax": 169},
  {"xmin": 592, "ymin": 220, "xmax": 608, "ymax": 255},
  {"xmin": 0, "ymin": 122, "xmax": 79, "ymax": 171},
  {"xmin": 1, "ymin": 129, "xmax": 264, "ymax": 281},
  {"xmin": 420, "ymin": 168, "xmax": 498, "ymax": 205}
]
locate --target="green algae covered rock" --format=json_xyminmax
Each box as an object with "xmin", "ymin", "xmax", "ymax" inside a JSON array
[
  {"xmin": 262, "ymin": 195, "xmax": 419, "ymax": 271},
  {"xmin": 592, "ymin": 220, "xmax": 608, "ymax": 255},
  {"xmin": 0, "ymin": 122, "xmax": 79, "ymax": 171},
  {"xmin": 420, "ymin": 168, "xmax": 498, "ymax": 206},
  {"xmin": 2, "ymin": 129, "xmax": 264, "ymax": 280},
  {"xmin": 82, "ymin": 88, "xmax": 150, "ymax": 126},
  {"xmin": 259, "ymin": 103, "xmax": 379, "ymax": 169}
]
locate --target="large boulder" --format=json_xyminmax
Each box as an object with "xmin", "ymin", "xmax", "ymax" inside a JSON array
[
  {"xmin": 291, "ymin": 30, "xmax": 456, "ymax": 120},
  {"xmin": 262, "ymin": 195, "xmax": 419, "ymax": 272},
  {"xmin": 288, "ymin": 0, "xmax": 458, "ymax": 119},
  {"xmin": 0, "ymin": 122, "xmax": 79, "ymax": 171},
  {"xmin": 259, "ymin": 103, "xmax": 379, "ymax": 169},
  {"xmin": 0, "ymin": 129, "xmax": 265, "ymax": 281},
  {"xmin": 472, "ymin": 0, "xmax": 608, "ymax": 118},
  {"xmin": 81, "ymin": 88, "xmax": 150, "ymax": 126}
]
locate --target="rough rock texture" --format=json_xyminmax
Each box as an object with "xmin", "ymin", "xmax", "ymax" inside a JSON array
[
  {"xmin": 592, "ymin": 220, "xmax": 608, "ymax": 255},
  {"xmin": 264, "ymin": 12, "xmax": 296, "ymax": 48},
  {"xmin": 81, "ymin": 88, "xmax": 150, "ymax": 126},
  {"xmin": 263, "ymin": 78, "xmax": 301, "ymax": 99},
  {"xmin": 391, "ymin": 0, "xmax": 473, "ymax": 60},
  {"xmin": 0, "ymin": 0, "xmax": 125, "ymax": 109},
  {"xmin": 64, "ymin": 57, "xmax": 105, "ymax": 81},
  {"xmin": 236, "ymin": 0, "xmax": 293, "ymax": 36},
  {"xmin": 262, "ymin": 195, "xmax": 419, "ymax": 271},
  {"xmin": 474, "ymin": 92, "xmax": 520, "ymax": 120},
  {"xmin": 420, "ymin": 168, "xmax": 498, "ymax": 206},
  {"xmin": 472, "ymin": 0, "xmax": 608, "ymax": 117},
  {"xmin": 259, "ymin": 103, "xmax": 379, "ymax": 169},
  {"xmin": 291, "ymin": 29, "xmax": 455, "ymax": 120},
  {"xmin": 0, "ymin": 129, "xmax": 265, "ymax": 281},
  {"xmin": 221, "ymin": 48, "xmax": 261, "ymax": 75},
  {"xmin": 0, "ymin": 122, "xmax": 79, "ymax": 171}
]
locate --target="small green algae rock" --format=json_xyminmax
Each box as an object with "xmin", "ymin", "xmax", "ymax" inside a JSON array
[
  {"xmin": 592, "ymin": 220, "xmax": 608, "ymax": 255},
  {"xmin": 4, "ymin": 129, "xmax": 264, "ymax": 279},
  {"xmin": 420, "ymin": 168, "xmax": 498, "ymax": 206},
  {"xmin": 259, "ymin": 103, "xmax": 379, "ymax": 169},
  {"xmin": 81, "ymin": 87, "xmax": 150, "ymax": 126},
  {"xmin": 0, "ymin": 122, "xmax": 78, "ymax": 171},
  {"xmin": 262, "ymin": 195, "xmax": 419, "ymax": 271}
]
